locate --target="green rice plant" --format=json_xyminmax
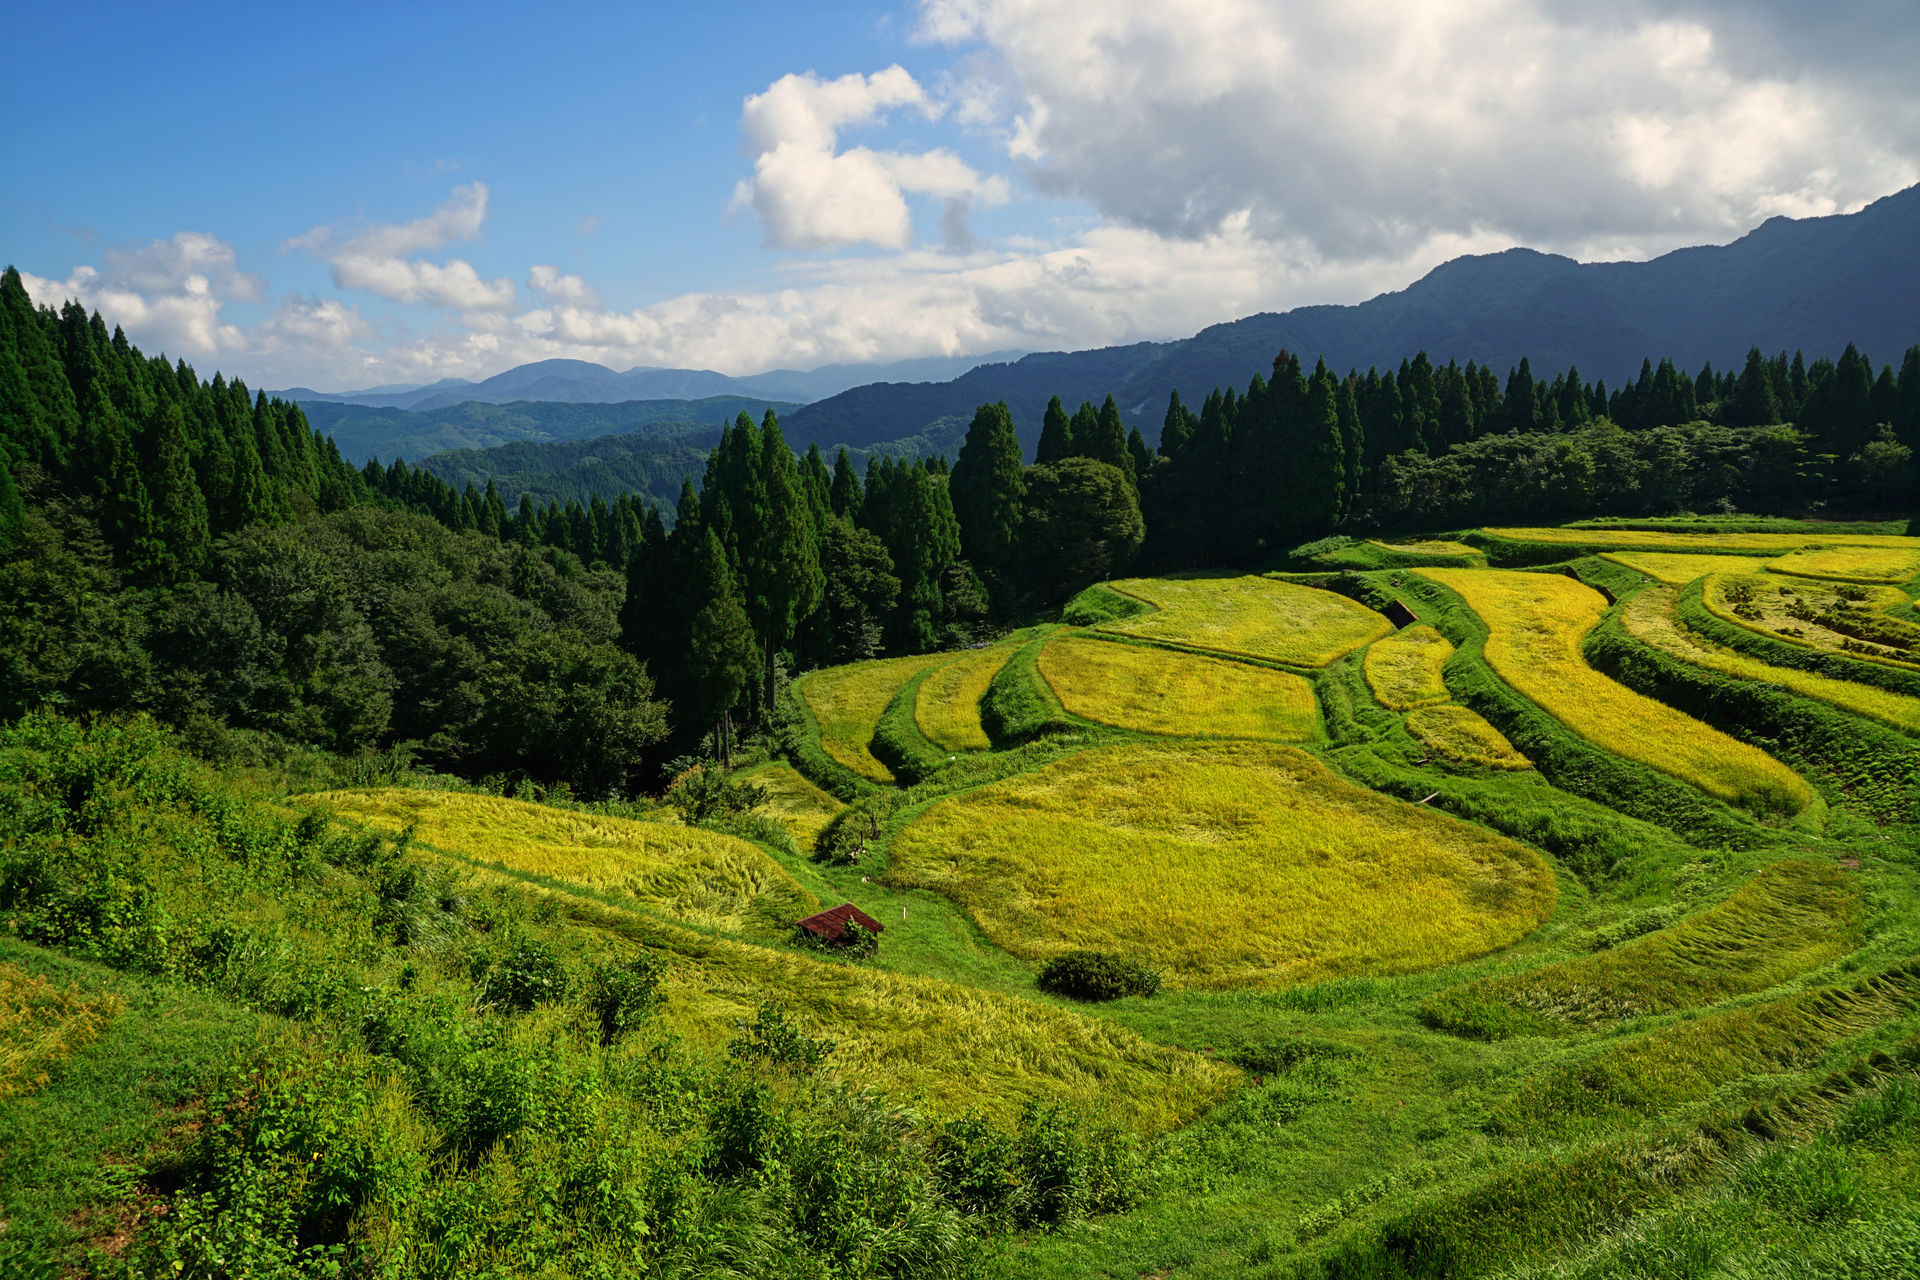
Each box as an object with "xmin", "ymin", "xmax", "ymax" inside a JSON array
[
  {"xmin": 1420, "ymin": 859, "xmax": 1862, "ymax": 1037},
  {"xmin": 1098, "ymin": 573, "xmax": 1392, "ymax": 666},
  {"xmin": 1765, "ymin": 544, "xmax": 1920, "ymax": 584},
  {"xmin": 732, "ymin": 762, "xmax": 844, "ymax": 852},
  {"xmin": 916, "ymin": 642, "xmax": 1016, "ymax": 753},
  {"xmin": 1419, "ymin": 568, "xmax": 1813, "ymax": 816},
  {"xmin": 1601, "ymin": 550, "xmax": 1774, "ymax": 585},
  {"xmin": 1364, "ymin": 624, "xmax": 1455, "ymax": 710},
  {"xmin": 1489, "ymin": 963, "xmax": 1920, "ymax": 1139},
  {"xmin": 887, "ymin": 739, "xmax": 1557, "ymax": 990},
  {"xmin": 0, "ymin": 963, "xmax": 123, "ymax": 1099},
  {"xmin": 1036, "ymin": 633, "xmax": 1318, "ymax": 741},
  {"xmin": 795, "ymin": 652, "xmax": 957, "ymax": 783},
  {"xmin": 1404, "ymin": 704, "xmax": 1530, "ymax": 770},
  {"xmin": 303, "ymin": 787, "xmax": 820, "ymax": 936}
]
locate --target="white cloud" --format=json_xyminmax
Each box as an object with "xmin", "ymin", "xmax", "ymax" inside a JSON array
[
  {"xmin": 289, "ymin": 182, "xmax": 517, "ymax": 310},
  {"xmin": 733, "ymin": 66, "xmax": 1009, "ymax": 250},
  {"xmin": 260, "ymin": 295, "xmax": 375, "ymax": 348},
  {"xmin": 18, "ymin": 230, "xmax": 256, "ymax": 357},
  {"xmin": 528, "ymin": 265, "xmax": 599, "ymax": 305}
]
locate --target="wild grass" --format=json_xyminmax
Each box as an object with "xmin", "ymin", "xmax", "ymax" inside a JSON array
[
  {"xmin": 1601, "ymin": 550, "xmax": 1772, "ymax": 585},
  {"xmin": 0, "ymin": 963, "xmax": 122, "ymax": 1099},
  {"xmin": 1484, "ymin": 526, "xmax": 1920, "ymax": 553},
  {"xmin": 1363, "ymin": 624, "xmax": 1455, "ymax": 709},
  {"xmin": 1420, "ymin": 859, "xmax": 1862, "ymax": 1037},
  {"xmin": 733, "ymin": 761, "xmax": 844, "ymax": 852},
  {"xmin": 1701, "ymin": 571, "xmax": 1920, "ymax": 671},
  {"xmin": 1420, "ymin": 568, "xmax": 1813, "ymax": 816},
  {"xmin": 1099, "ymin": 573, "xmax": 1392, "ymax": 667},
  {"xmin": 1764, "ymin": 544, "xmax": 1920, "ymax": 584},
  {"xmin": 1036, "ymin": 633, "xmax": 1318, "ymax": 741},
  {"xmin": 915, "ymin": 642, "xmax": 1015, "ymax": 753},
  {"xmin": 796, "ymin": 652, "xmax": 957, "ymax": 782},
  {"xmin": 302, "ymin": 787, "xmax": 819, "ymax": 935},
  {"xmin": 886, "ymin": 740, "xmax": 1557, "ymax": 990},
  {"xmin": 1621, "ymin": 586, "xmax": 1920, "ymax": 733},
  {"xmin": 1406, "ymin": 704, "xmax": 1531, "ymax": 770},
  {"xmin": 1370, "ymin": 539, "xmax": 1479, "ymax": 557}
]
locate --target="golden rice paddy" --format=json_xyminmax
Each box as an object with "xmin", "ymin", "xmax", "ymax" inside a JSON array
[
  {"xmin": 1406, "ymin": 704, "xmax": 1531, "ymax": 770},
  {"xmin": 1099, "ymin": 573, "xmax": 1391, "ymax": 666},
  {"xmin": 1037, "ymin": 632, "xmax": 1318, "ymax": 741},
  {"xmin": 887, "ymin": 740, "xmax": 1557, "ymax": 990},
  {"xmin": 1370, "ymin": 539, "xmax": 1479, "ymax": 557},
  {"xmin": 1364, "ymin": 624, "xmax": 1455, "ymax": 710},
  {"xmin": 796, "ymin": 652, "xmax": 956, "ymax": 782},
  {"xmin": 1700, "ymin": 573, "xmax": 1920, "ymax": 670},
  {"xmin": 1485, "ymin": 527, "xmax": 1920, "ymax": 553},
  {"xmin": 914, "ymin": 643, "xmax": 1014, "ymax": 753},
  {"xmin": 1600, "ymin": 550, "xmax": 1771, "ymax": 585},
  {"xmin": 1763, "ymin": 544, "xmax": 1920, "ymax": 584},
  {"xmin": 302, "ymin": 788, "xmax": 818, "ymax": 934},
  {"xmin": 733, "ymin": 761, "xmax": 844, "ymax": 851},
  {"xmin": 1419, "ymin": 568, "xmax": 1812, "ymax": 815},
  {"xmin": 1622, "ymin": 587, "xmax": 1920, "ymax": 732}
]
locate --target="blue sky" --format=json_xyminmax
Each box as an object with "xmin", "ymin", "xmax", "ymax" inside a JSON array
[{"xmin": 6, "ymin": 1, "xmax": 1916, "ymax": 390}]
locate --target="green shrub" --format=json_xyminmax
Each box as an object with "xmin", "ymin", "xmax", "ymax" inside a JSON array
[
  {"xmin": 729, "ymin": 1000, "xmax": 833, "ymax": 1071},
  {"xmin": 586, "ymin": 954, "xmax": 666, "ymax": 1044},
  {"xmin": 479, "ymin": 938, "xmax": 570, "ymax": 1012},
  {"xmin": 1036, "ymin": 950, "xmax": 1161, "ymax": 1002}
]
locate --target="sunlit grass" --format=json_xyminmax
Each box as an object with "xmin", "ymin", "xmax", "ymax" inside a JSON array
[
  {"xmin": 887, "ymin": 740, "xmax": 1557, "ymax": 990},
  {"xmin": 1370, "ymin": 539, "xmax": 1479, "ymax": 556},
  {"xmin": 1037, "ymin": 633, "xmax": 1318, "ymax": 740},
  {"xmin": 795, "ymin": 653, "xmax": 956, "ymax": 782},
  {"xmin": 1421, "ymin": 859, "xmax": 1860, "ymax": 1036},
  {"xmin": 302, "ymin": 788, "xmax": 818, "ymax": 935},
  {"xmin": 0, "ymin": 963, "xmax": 122, "ymax": 1099},
  {"xmin": 1406, "ymin": 704, "xmax": 1531, "ymax": 770},
  {"xmin": 1764, "ymin": 544, "xmax": 1920, "ymax": 584},
  {"xmin": 1701, "ymin": 572, "xmax": 1920, "ymax": 670},
  {"xmin": 1623, "ymin": 586, "xmax": 1920, "ymax": 732},
  {"xmin": 1098, "ymin": 573, "xmax": 1391, "ymax": 666},
  {"xmin": 1486, "ymin": 527, "xmax": 1920, "ymax": 552},
  {"xmin": 1364, "ymin": 624, "xmax": 1455, "ymax": 710},
  {"xmin": 1601, "ymin": 550, "xmax": 1771, "ymax": 585},
  {"xmin": 734, "ymin": 761, "xmax": 844, "ymax": 851},
  {"xmin": 914, "ymin": 643, "xmax": 1014, "ymax": 753},
  {"xmin": 1420, "ymin": 568, "xmax": 1812, "ymax": 815}
]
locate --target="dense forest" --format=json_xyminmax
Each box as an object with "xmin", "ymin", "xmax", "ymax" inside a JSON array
[{"xmin": 5, "ymin": 263, "xmax": 1920, "ymax": 795}]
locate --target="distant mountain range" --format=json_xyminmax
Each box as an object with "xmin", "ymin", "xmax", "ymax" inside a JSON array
[{"xmin": 276, "ymin": 350, "xmax": 1027, "ymax": 413}]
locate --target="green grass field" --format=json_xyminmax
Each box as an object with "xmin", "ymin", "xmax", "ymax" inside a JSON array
[
  {"xmin": 914, "ymin": 642, "xmax": 1013, "ymax": 752},
  {"xmin": 1421, "ymin": 567, "xmax": 1813, "ymax": 815},
  {"xmin": 1037, "ymin": 632, "xmax": 1319, "ymax": 740},
  {"xmin": 1099, "ymin": 573, "xmax": 1392, "ymax": 666},
  {"xmin": 795, "ymin": 652, "xmax": 957, "ymax": 782},
  {"xmin": 887, "ymin": 740, "xmax": 1557, "ymax": 989}
]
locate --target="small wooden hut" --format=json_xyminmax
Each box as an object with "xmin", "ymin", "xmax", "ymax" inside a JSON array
[{"xmin": 795, "ymin": 903, "xmax": 885, "ymax": 948}]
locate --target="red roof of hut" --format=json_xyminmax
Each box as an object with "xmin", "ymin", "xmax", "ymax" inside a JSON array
[{"xmin": 796, "ymin": 903, "xmax": 885, "ymax": 944}]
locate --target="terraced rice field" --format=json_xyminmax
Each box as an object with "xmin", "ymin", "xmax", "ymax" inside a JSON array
[
  {"xmin": 1421, "ymin": 859, "xmax": 1860, "ymax": 1036},
  {"xmin": 303, "ymin": 788, "xmax": 818, "ymax": 934},
  {"xmin": 796, "ymin": 652, "xmax": 955, "ymax": 782},
  {"xmin": 1099, "ymin": 574, "xmax": 1391, "ymax": 666},
  {"xmin": 733, "ymin": 761, "xmax": 844, "ymax": 851},
  {"xmin": 914, "ymin": 643, "xmax": 1014, "ymax": 752},
  {"xmin": 1420, "ymin": 568, "xmax": 1812, "ymax": 815},
  {"xmin": 1622, "ymin": 587, "xmax": 1920, "ymax": 732},
  {"xmin": 1764, "ymin": 544, "xmax": 1920, "ymax": 584},
  {"xmin": 1370, "ymin": 539, "xmax": 1479, "ymax": 557},
  {"xmin": 887, "ymin": 740, "xmax": 1557, "ymax": 990},
  {"xmin": 1600, "ymin": 550, "xmax": 1771, "ymax": 585},
  {"xmin": 1364, "ymin": 624, "xmax": 1455, "ymax": 710},
  {"xmin": 1701, "ymin": 573, "xmax": 1920, "ymax": 670},
  {"xmin": 1038, "ymin": 632, "xmax": 1318, "ymax": 740},
  {"xmin": 1406, "ymin": 704, "xmax": 1531, "ymax": 769},
  {"xmin": 1485, "ymin": 526, "xmax": 1920, "ymax": 553}
]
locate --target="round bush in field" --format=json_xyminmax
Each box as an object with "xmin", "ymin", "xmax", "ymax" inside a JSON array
[
  {"xmin": 887, "ymin": 740, "xmax": 1559, "ymax": 990},
  {"xmin": 1037, "ymin": 951, "xmax": 1162, "ymax": 1002}
]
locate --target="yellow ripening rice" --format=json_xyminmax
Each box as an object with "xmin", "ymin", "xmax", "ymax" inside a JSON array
[
  {"xmin": 1600, "ymin": 550, "xmax": 1773, "ymax": 585},
  {"xmin": 1099, "ymin": 574, "xmax": 1390, "ymax": 666},
  {"xmin": 303, "ymin": 788, "xmax": 818, "ymax": 935},
  {"xmin": 1364, "ymin": 624, "xmax": 1455, "ymax": 710},
  {"xmin": 1406, "ymin": 705, "xmax": 1531, "ymax": 770},
  {"xmin": 1, "ymin": 963, "xmax": 123, "ymax": 1099},
  {"xmin": 1485, "ymin": 526, "xmax": 1920, "ymax": 553},
  {"xmin": 915, "ymin": 643, "xmax": 1014, "ymax": 753},
  {"xmin": 796, "ymin": 652, "xmax": 956, "ymax": 782},
  {"xmin": 1623, "ymin": 587, "xmax": 1920, "ymax": 733},
  {"xmin": 1370, "ymin": 539, "xmax": 1479, "ymax": 557},
  {"xmin": 1418, "ymin": 568, "xmax": 1811, "ymax": 815},
  {"xmin": 1037, "ymin": 633, "xmax": 1318, "ymax": 741},
  {"xmin": 1764, "ymin": 544, "xmax": 1920, "ymax": 584},
  {"xmin": 888, "ymin": 740, "xmax": 1557, "ymax": 990},
  {"xmin": 1701, "ymin": 573, "xmax": 1920, "ymax": 671},
  {"xmin": 732, "ymin": 762, "xmax": 844, "ymax": 851}
]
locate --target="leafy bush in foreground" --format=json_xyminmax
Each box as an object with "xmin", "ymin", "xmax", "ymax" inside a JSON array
[{"xmin": 1037, "ymin": 951, "xmax": 1162, "ymax": 1002}]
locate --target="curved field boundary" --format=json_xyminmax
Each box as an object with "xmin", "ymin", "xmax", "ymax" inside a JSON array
[
  {"xmin": 871, "ymin": 664, "xmax": 958, "ymax": 785},
  {"xmin": 1762, "ymin": 545, "xmax": 1920, "ymax": 584},
  {"xmin": 776, "ymin": 682, "xmax": 876, "ymax": 801},
  {"xmin": 1364, "ymin": 624, "xmax": 1455, "ymax": 710},
  {"xmin": 887, "ymin": 739, "xmax": 1557, "ymax": 991},
  {"xmin": 1036, "ymin": 631, "xmax": 1319, "ymax": 741},
  {"xmin": 732, "ymin": 762, "xmax": 844, "ymax": 853},
  {"xmin": 1418, "ymin": 568, "xmax": 1812, "ymax": 817},
  {"xmin": 1420, "ymin": 859, "xmax": 1862, "ymax": 1038},
  {"xmin": 1370, "ymin": 539, "xmax": 1479, "ymax": 557},
  {"xmin": 1700, "ymin": 573, "xmax": 1920, "ymax": 673},
  {"xmin": 303, "ymin": 787, "xmax": 820, "ymax": 936},
  {"xmin": 1097, "ymin": 573, "xmax": 1391, "ymax": 667},
  {"xmin": 1405, "ymin": 704, "xmax": 1530, "ymax": 770},
  {"xmin": 1675, "ymin": 579, "xmax": 1920, "ymax": 700},
  {"xmin": 794, "ymin": 652, "xmax": 957, "ymax": 784},
  {"xmin": 980, "ymin": 626, "xmax": 1079, "ymax": 744},
  {"xmin": 915, "ymin": 642, "xmax": 1017, "ymax": 753},
  {"xmin": 1600, "ymin": 550, "xmax": 1775, "ymax": 585}
]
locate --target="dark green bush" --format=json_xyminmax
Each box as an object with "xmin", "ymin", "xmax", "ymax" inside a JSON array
[
  {"xmin": 587, "ymin": 953, "xmax": 666, "ymax": 1043},
  {"xmin": 479, "ymin": 938, "xmax": 570, "ymax": 1012},
  {"xmin": 1036, "ymin": 950, "xmax": 1161, "ymax": 1001}
]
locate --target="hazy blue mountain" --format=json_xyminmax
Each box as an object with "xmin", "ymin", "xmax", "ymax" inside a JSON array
[
  {"xmin": 305, "ymin": 395, "xmax": 801, "ymax": 463},
  {"xmin": 787, "ymin": 183, "xmax": 1920, "ymax": 452}
]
